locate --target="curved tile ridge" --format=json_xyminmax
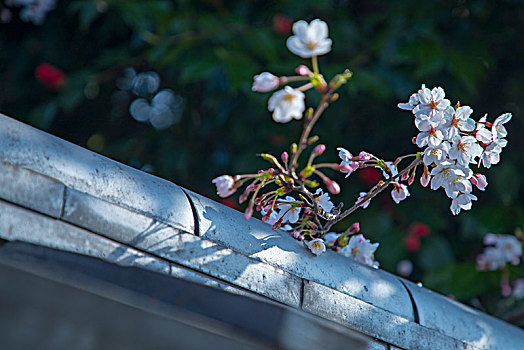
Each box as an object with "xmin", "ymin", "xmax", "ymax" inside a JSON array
[
  {"xmin": 182, "ymin": 188, "xmax": 416, "ymax": 322},
  {"xmin": 0, "ymin": 114, "xmax": 194, "ymax": 233},
  {"xmin": 402, "ymin": 279, "xmax": 524, "ymax": 350}
]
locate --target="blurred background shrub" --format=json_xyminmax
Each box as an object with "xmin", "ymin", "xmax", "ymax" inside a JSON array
[{"xmin": 1, "ymin": 0, "xmax": 524, "ymax": 324}]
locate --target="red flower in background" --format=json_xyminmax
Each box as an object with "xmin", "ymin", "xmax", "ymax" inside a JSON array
[
  {"xmin": 358, "ymin": 167, "xmax": 382, "ymax": 186},
  {"xmin": 35, "ymin": 63, "xmax": 66, "ymax": 90},
  {"xmin": 219, "ymin": 198, "xmax": 241, "ymax": 211},
  {"xmin": 405, "ymin": 235, "xmax": 421, "ymax": 252},
  {"xmin": 273, "ymin": 14, "xmax": 292, "ymax": 35},
  {"xmin": 404, "ymin": 222, "xmax": 431, "ymax": 252},
  {"xmin": 408, "ymin": 222, "xmax": 431, "ymax": 237}
]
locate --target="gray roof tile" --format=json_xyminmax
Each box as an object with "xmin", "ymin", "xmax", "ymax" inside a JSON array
[{"xmin": 0, "ymin": 113, "xmax": 194, "ymax": 233}]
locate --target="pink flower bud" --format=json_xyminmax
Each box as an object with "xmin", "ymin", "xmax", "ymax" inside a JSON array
[
  {"xmin": 304, "ymin": 208, "xmax": 312, "ymax": 215},
  {"xmin": 296, "ymin": 65, "xmax": 312, "ymax": 76},
  {"xmin": 326, "ymin": 180, "xmax": 340, "ymax": 194},
  {"xmin": 401, "ymin": 172, "xmax": 410, "ymax": 181},
  {"xmin": 293, "ymin": 231, "xmax": 301, "ymax": 239},
  {"xmin": 420, "ymin": 170, "xmax": 431, "ymax": 188},
  {"xmin": 412, "ymin": 136, "xmax": 417, "ymax": 145},
  {"xmin": 252, "ymin": 72, "xmax": 279, "ymax": 92},
  {"xmin": 298, "ymin": 235, "xmax": 305, "ymax": 241},
  {"xmin": 358, "ymin": 151, "xmax": 372, "ymax": 161},
  {"xmin": 472, "ymin": 173, "xmax": 488, "ymax": 191},
  {"xmin": 238, "ymin": 192, "xmax": 249, "ymax": 204},
  {"xmin": 244, "ymin": 202, "xmax": 254, "ymax": 220},
  {"xmin": 349, "ymin": 222, "xmax": 360, "ymax": 233},
  {"xmin": 408, "ymin": 171, "xmax": 416, "ymax": 186},
  {"xmin": 313, "ymin": 144, "xmax": 326, "ymax": 156},
  {"xmin": 281, "ymin": 151, "xmax": 289, "ymax": 163}
]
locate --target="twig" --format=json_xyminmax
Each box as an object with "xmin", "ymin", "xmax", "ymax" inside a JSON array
[{"xmin": 322, "ymin": 157, "xmax": 423, "ymax": 233}]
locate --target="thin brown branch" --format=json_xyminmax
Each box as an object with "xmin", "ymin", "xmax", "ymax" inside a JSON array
[
  {"xmin": 290, "ymin": 94, "xmax": 331, "ymax": 171},
  {"xmin": 322, "ymin": 157, "xmax": 423, "ymax": 233}
]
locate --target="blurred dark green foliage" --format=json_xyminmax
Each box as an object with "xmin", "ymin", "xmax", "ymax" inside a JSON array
[{"xmin": 1, "ymin": 0, "xmax": 524, "ymax": 323}]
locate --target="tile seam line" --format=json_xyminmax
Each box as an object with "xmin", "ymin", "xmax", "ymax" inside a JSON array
[
  {"xmin": 399, "ymin": 279, "xmax": 420, "ymax": 324},
  {"xmin": 180, "ymin": 188, "xmax": 200, "ymax": 236},
  {"xmin": 0, "ymin": 160, "xmax": 192, "ymax": 233}
]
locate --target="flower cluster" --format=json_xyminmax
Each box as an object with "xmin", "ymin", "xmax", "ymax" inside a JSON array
[
  {"xmin": 212, "ymin": 18, "xmax": 510, "ymax": 271},
  {"xmin": 476, "ymin": 233, "xmax": 522, "ymax": 271},
  {"xmin": 116, "ymin": 68, "xmax": 184, "ymax": 130},
  {"xmin": 398, "ymin": 85, "xmax": 511, "ymax": 215}
]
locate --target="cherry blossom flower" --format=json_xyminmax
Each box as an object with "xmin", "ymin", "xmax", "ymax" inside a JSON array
[
  {"xmin": 476, "ymin": 248, "xmax": 506, "ymax": 271},
  {"xmin": 339, "ymin": 234, "xmax": 379, "ymax": 267},
  {"xmin": 337, "ymin": 147, "xmax": 359, "ymax": 177},
  {"xmin": 475, "ymin": 124, "xmax": 493, "ymax": 144},
  {"xmin": 512, "ymin": 279, "xmax": 524, "ymax": 300},
  {"xmin": 448, "ymin": 135, "xmax": 482, "ymax": 167},
  {"xmin": 441, "ymin": 105, "xmax": 475, "ymax": 139},
  {"xmin": 261, "ymin": 207, "xmax": 292, "ymax": 231},
  {"xmin": 444, "ymin": 175, "xmax": 472, "ymax": 199},
  {"xmin": 375, "ymin": 161, "xmax": 398, "ymax": 180},
  {"xmin": 307, "ymin": 238, "xmax": 326, "ymax": 256},
  {"xmin": 414, "ymin": 114, "xmax": 444, "ymax": 148},
  {"xmin": 391, "ymin": 183, "xmax": 410, "ymax": 204},
  {"xmin": 276, "ymin": 196, "xmax": 302, "ymax": 224},
  {"xmin": 324, "ymin": 232, "xmax": 341, "ymax": 247},
  {"xmin": 450, "ymin": 192, "xmax": 477, "ymax": 215},
  {"xmin": 398, "ymin": 88, "xmax": 422, "ymax": 111},
  {"xmin": 314, "ymin": 189, "xmax": 334, "ymax": 213},
  {"xmin": 268, "ymin": 86, "xmax": 305, "ymax": 123},
  {"xmin": 477, "ymin": 233, "xmax": 522, "ymax": 270},
  {"xmin": 10, "ymin": 0, "xmax": 57, "ymax": 25},
  {"xmin": 252, "ymin": 72, "xmax": 280, "ymax": 92},
  {"xmin": 412, "ymin": 85, "xmax": 452, "ymax": 123},
  {"xmin": 422, "ymin": 142, "xmax": 450, "ymax": 166},
  {"xmin": 484, "ymin": 234, "xmax": 522, "ymax": 265},
  {"xmin": 480, "ymin": 138, "xmax": 507, "ymax": 168},
  {"xmin": 356, "ymin": 192, "xmax": 371, "ymax": 209},
  {"xmin": 212, "ymin": 175, "xmax": 236, "ymax": 198},
  {"xmin": 492, "ymin": 113, "xmax": 512, "ymax": 140},
  {"xmin": 286, "ymin": 19, "xmax": 332, "ymax": 58},
  {"xmin": 430, "ymin": 161, "xmax": 463, "ymax": 191}
]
